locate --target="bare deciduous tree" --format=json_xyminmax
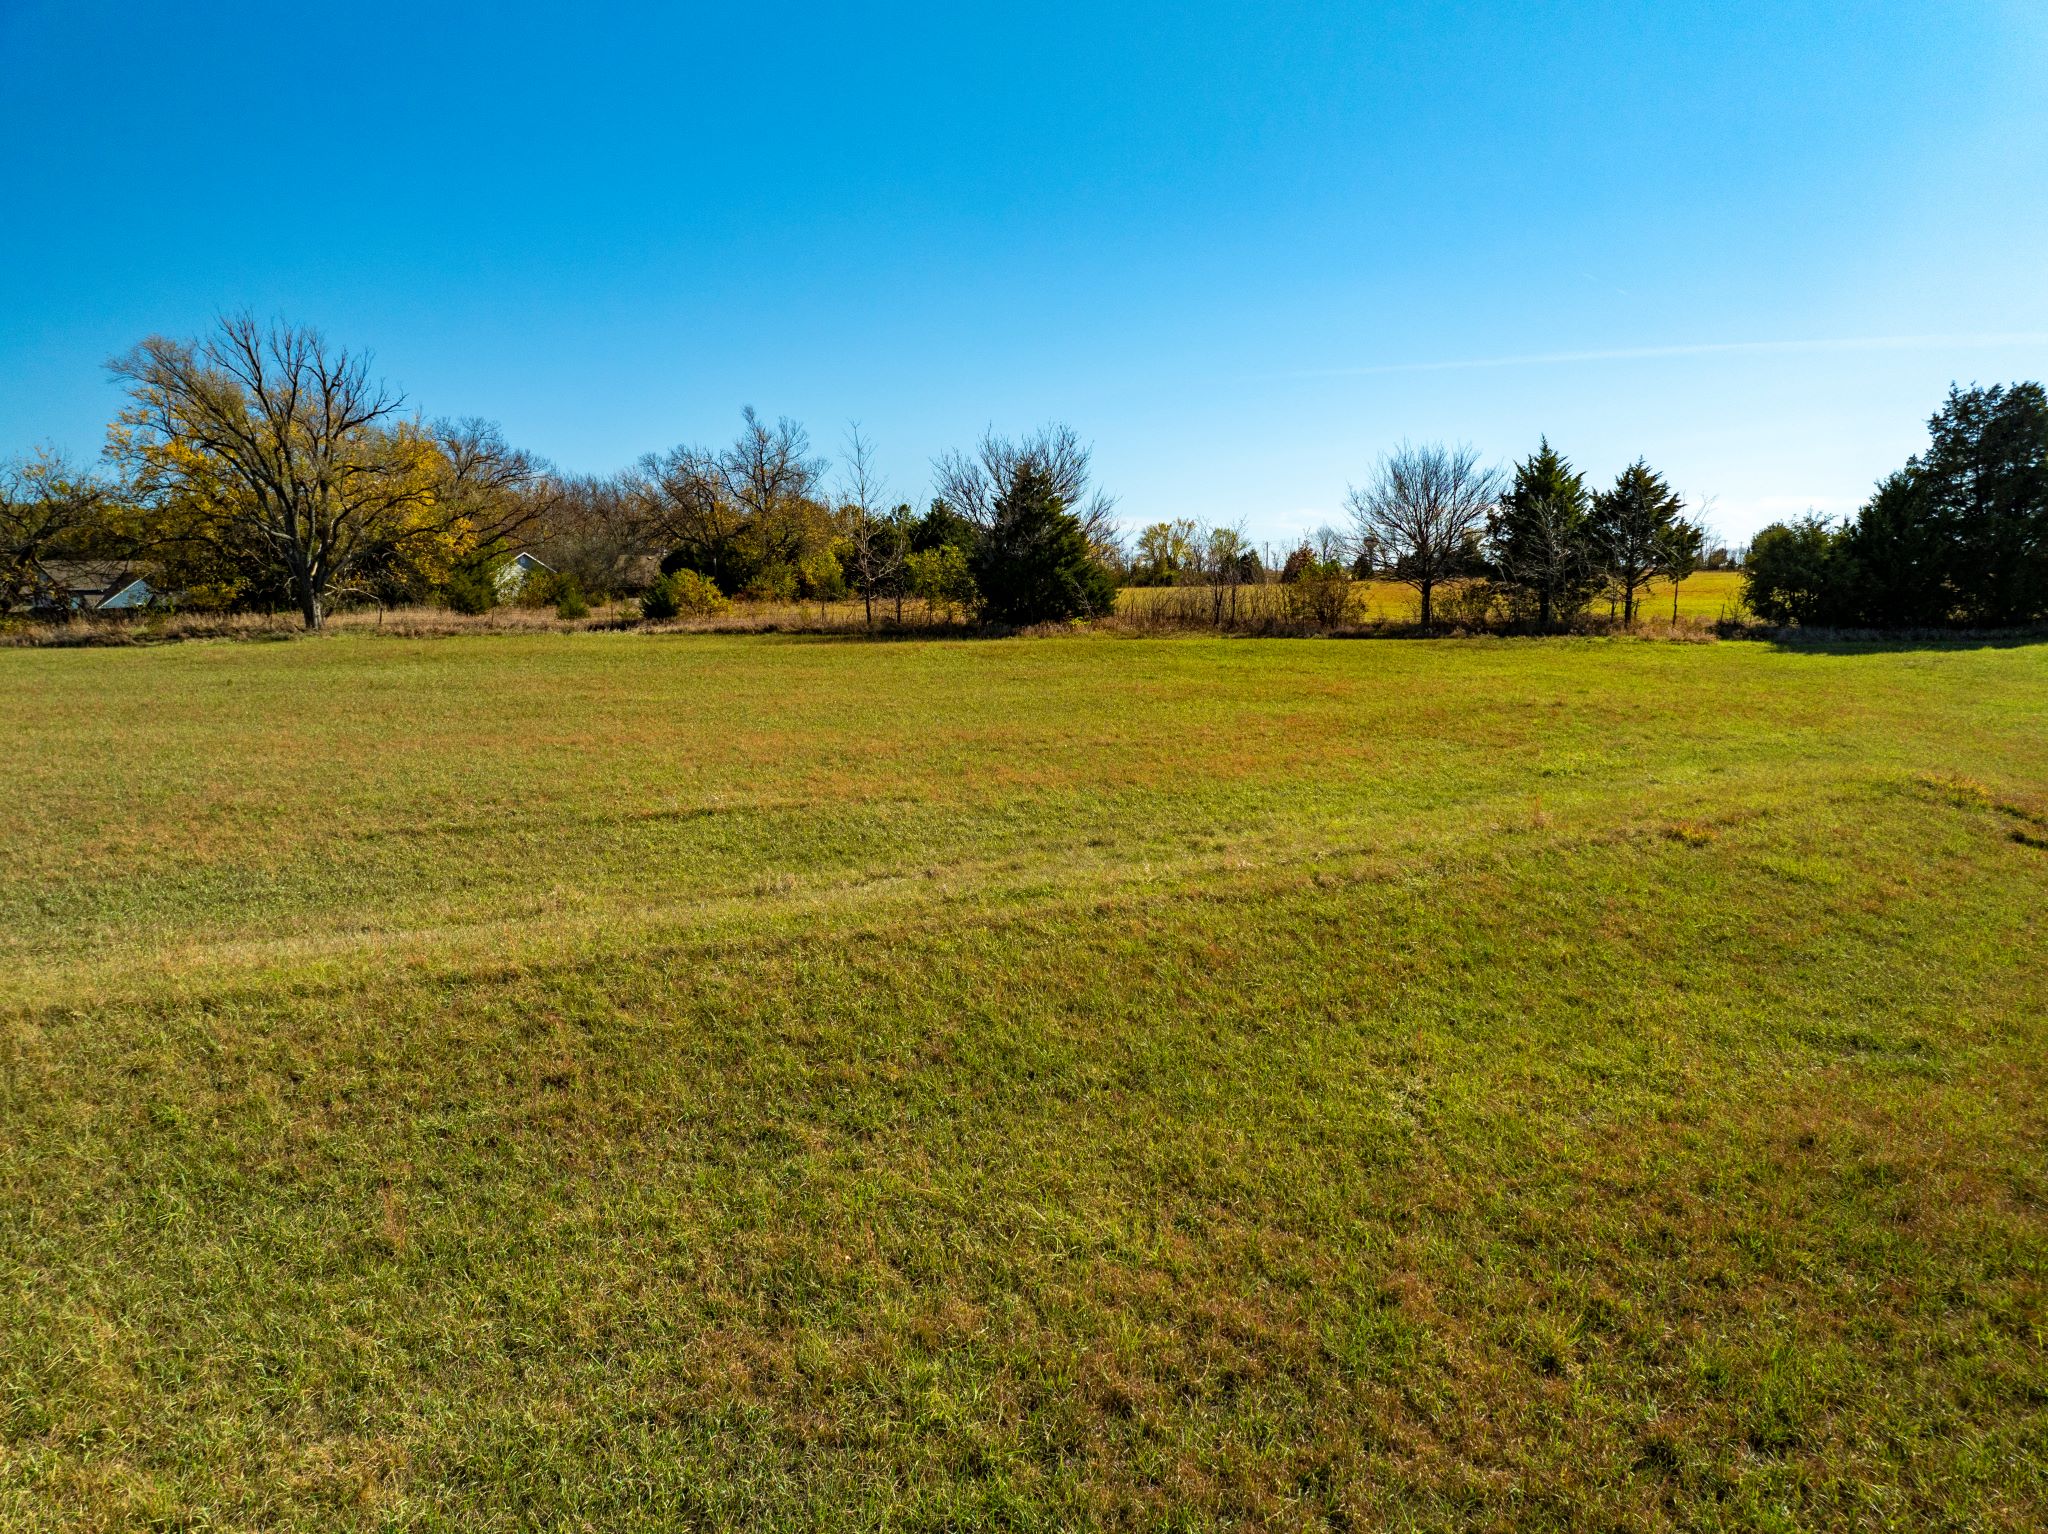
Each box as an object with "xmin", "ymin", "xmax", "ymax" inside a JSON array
[
  {"xmin": 837, "ymin": 423, "xmax": 902, "ymax": 629},
  {"xmin": 633, "ymin": 444, "xmax": 739, "ymax": 587},
  {"xmin": 1346, "ymin": 441, "xmax": 1500, "ymax": 629},
  {"xmin": 1202, "ymin": 522, "xmax": 1251, "ymax": 626},
  {"xmin": 1658, "ymin": 509, "xmax": 1709, "ymax": 623},
  {"xmin": 529, "ymin": 472, "xmax": 658, "ymax": 598},
  {"xmin": 110, "ymin": 316, "xmax": 432, "ymax": 629},
  {"xmin": 635, "ymin": 408, "xmax": 829, "ymax": 592},
  {"xmin": 723, "ymin": 407, "xmax": 827, "ymax": 526},
  {"xmin": 429, "ymin": 417, "xmax": 549, "ymax": 552},
  {"xmin": 932, "ymin": 424, "xmax": 1117, "ymax": 549}
]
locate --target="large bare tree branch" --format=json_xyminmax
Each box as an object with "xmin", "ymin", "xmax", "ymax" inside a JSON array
[
  {"xmin": 932, "ymin": 424, "xmax": 1118, "ymax": 548},
  {"xmin": 1346, "ymin": 441, "xmax": 1500, "ymax": 629}
]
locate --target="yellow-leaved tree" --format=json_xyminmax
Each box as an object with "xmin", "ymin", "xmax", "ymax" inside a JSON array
[{"xmin": 109, "ymin": 316, "xmax": 543, "ymax": 628}]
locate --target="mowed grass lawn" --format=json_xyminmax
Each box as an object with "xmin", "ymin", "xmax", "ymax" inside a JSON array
[{"xmin": 2, "ymin": 630, "xmax": 2045, "ymax": 1531}]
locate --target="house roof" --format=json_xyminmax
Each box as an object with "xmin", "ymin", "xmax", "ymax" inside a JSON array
[
  {"xmin": 98, "ymin": 577, "xmax": 156, "ymax": 609},
  {"xmin": 36, "ymin": 559, "xmax": 135, "ymax": 593}
]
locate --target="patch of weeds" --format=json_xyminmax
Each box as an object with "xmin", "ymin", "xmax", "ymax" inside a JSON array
[
  {"xmin": 1637, "ymin": 1421, "xmax": 1684, "ymax": 1478},
  {"xmin": 1914, "ymin": 771, "xmax": 2048, "ymax": 848},
  {"xmin": 1518, "ymin": 1314, "xmax": 1582, "ymax": 1378}
]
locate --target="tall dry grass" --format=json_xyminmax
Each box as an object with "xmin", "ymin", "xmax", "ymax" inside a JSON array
[
  {"xmin": 3, "ymin": 583, "xmax": 1749, "ymax": 647},
  {"xmin": 1, "ymin": 597, "xmax": 970, "ymax": 647}
]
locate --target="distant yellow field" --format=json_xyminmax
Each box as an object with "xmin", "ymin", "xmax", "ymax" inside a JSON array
[{"xmin": 1120, "ymin": 568, "xmax": 1747, "ymax": 623}]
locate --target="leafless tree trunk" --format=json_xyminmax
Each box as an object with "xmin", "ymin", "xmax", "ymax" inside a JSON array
[
  {"xmin": 890, "ymin": 502, "xmax": 914, "ymax": 623},
  {"xmin": 838, "ymin": 424, "xmax": 900, "ymax": 630},
  {"xmin": 1203, "ymin": 523, "xmax": 1248, "ymax": 628},
  {"xmin": 1346, "ymin": 442, "xmax": 1500, "ymax": 630}
]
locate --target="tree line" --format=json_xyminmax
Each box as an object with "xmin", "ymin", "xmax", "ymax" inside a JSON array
[
  {"xmin": 1126, "ymin": 443, "xmax": 1723, "ymax": 631},
  {"xmin": 1, "ymin": 316, "xmax": 1123, "ymax": 632},
  {"xmin": 5, "ymin": 314, "xmax": 2043, "ymax": 635},
  {"xmin": 1741, "ymin": 384, "xmax": 2048, "ymax": 628}
]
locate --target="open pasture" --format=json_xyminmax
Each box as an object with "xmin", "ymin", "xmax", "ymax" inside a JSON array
[
  {"xmin": 1116, "ymin": 569, "xmax": 1749, "ymax": 625},
  {"xmin": 2, "ymin": 630, "xmax": 2044, "ymax": 1530}
]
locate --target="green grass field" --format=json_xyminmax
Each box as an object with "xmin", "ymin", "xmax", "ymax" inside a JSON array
[{"xmin": 3, "ymin": 630, "xmax": 2045, "ymax": 1530}]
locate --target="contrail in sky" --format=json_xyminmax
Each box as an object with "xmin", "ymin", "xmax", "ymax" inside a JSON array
[{"xmin": 1279, "ymin": 333, "xmax": 2048, "ymax": 379}]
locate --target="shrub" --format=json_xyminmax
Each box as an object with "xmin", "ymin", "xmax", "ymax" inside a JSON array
[
  {"xmin": 1436, "ymin": 579, "xmax": 1500, "ymax": 629},
  {"xmin": 672, "ymin": 570, "xmax": 728, "ymax": 615},
  {"xmin": 642, "ymin": 569, "xmax": 730, "ymax": 620},
  {"xmin": 445, "ymin": 569, "xmax": 497, "ymax": 614},
  {"xmin": 907, "ymin": 545, "xmax": 978, "ymax": 620},
  {"xmin": 1284, "ymin": 562, "xmax": 1351, "ymax": 628},
  {"xmin": 554, "ymin": 580, "xmax": 590, "ymax": 620},
  {"xmin": 797, "ymin": 550, "xmax": 847, "ymax": 601},
  {"xmin": 740, "ymin": 563, "xmax": 799, "ymax": 602},
  {"xmin": 640, "ymin": 574, "xmax": 682, "ymax": 621},
  {"xmin": 519, "ymin": 570, "xmax": 580, "ymax": 610},
  {"xmin": 1743, "ymin": 518, "xmax": 1849, "ymax": 626}
]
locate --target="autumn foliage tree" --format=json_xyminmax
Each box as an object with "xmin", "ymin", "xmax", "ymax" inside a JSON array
[
  {"xmin": 0, "ymin": 450, "xmax": 112, "ymax": 610},
  {"xmin": 108, "ymin": 316, "xmax": 537, "ymax": 628},
  {"xmin": 635, "ymin": 408, "xmax": 835, "ymax": 597}
]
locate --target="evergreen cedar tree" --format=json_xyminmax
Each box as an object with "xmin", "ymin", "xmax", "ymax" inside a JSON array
[
  {"xmin": 1744, "ymin": 383, "xmax": 2048, "ymax": 627},
  {"xmin": 1589, "ymin": 460, "xmax": 1685, "ymax": 626},
  {"xmin": 911, "ymin": 499, "xmax": 976, "ymax": 554},
  {"xmin": 1491, "ymin": 438, "xmax": 1598, "ymax": 628},
  {"xmin": 968, "ymin": 465, "xmax": 1118, "ymax": 626}
]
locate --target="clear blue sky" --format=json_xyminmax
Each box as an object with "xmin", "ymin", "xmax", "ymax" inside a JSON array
[{"xmin": 4, "ymin": 2, "xmax": 2046, "ymax": 547}]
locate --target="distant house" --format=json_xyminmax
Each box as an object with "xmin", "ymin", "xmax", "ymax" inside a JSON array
[
  {"xmin": 25, "ymin": 560, "xmax": 157, "ymax": 613},
  {"xmin": 495, "ymin": 551, "xmax": 553, "ymax": 596}
]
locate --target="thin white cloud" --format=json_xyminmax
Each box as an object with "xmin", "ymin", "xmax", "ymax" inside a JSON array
[{"xmin": 1278, "ymin": 333, "xmax": 2048, "ymax": 379}]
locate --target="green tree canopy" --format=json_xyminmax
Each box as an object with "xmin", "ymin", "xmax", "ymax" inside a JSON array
[
  {"xmin": 968, "ymin": 465, "xmax": 1117, "ymax": 626},
  {"xmin": 1743, "ymin": 516, "xmax": 1851, "ymax": 626},
  {"xmin": 911, "ymin": 497, "xmax": 976, "ymax": 554},
  {"xmin": 1846, "ymin": 383, "xmax": 2048, "ymax": 625},
  {"xmin": 1590, "ymin": 460, "xmax": 1683, "ymax": 625},
  {"xmin": 1488, "ymin": 438, "xmax": 1596, "ymax": 628}
]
